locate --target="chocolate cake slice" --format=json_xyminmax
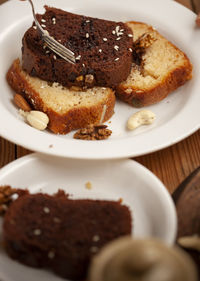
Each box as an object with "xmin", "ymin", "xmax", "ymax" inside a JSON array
[
  {"xmin": 3, "ymin": 191, "xmax": 132, "ymax": 280},
  {"xmin": 22, "ymin": 6, "xmax": 133, "ymax": 88}
]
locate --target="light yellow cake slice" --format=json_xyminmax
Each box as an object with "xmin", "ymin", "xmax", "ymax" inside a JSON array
[
  {"xmin": 116, "ymin": 21, "xmax": 193, "ymax": 107},
  {"xmin": 7, "ymin": 59, "xmax": 115, "ymax": 134}
]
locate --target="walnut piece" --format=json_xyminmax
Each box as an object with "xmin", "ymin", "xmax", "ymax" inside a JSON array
[
  {"xmin": 73, "ymin": 124, "xmax": 112, "ymax": 140},
  {"xmin": 136, "ymin": 33, "xmax": 155, "ymax": 49},
  {"xmin": 0, "ymin": 185, "xmax": 28, "ymax": 215},
  {"xmin": 133, "ymin": 33, "xmax": 156, "ymax": 67},
  {"xmin": 0, "ymin": 185, "xmax": 17, "ymax": 215}
]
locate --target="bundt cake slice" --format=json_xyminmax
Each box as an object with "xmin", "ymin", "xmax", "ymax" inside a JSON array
[
  {"xmin": 3, "ymin": 191, "xmax": 132, "ymax": 280},
  {"xmin": 22, "ymin": 6, "xmax": 133, "ymax": 88}
]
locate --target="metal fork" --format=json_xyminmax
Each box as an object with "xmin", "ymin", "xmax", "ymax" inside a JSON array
[{"xmin": 28, "ymin": 0, "xmax": 76, "ymax": 64}]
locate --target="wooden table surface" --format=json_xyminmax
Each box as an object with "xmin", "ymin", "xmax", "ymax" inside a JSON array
[{"xmin": 0, "ymin": 0, "xmax": 199, "ymax": 195}]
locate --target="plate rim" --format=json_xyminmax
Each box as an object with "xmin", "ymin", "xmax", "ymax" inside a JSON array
[{"xmin": 0, "ymin": 0, "xmax": 200, "ymax": 160}]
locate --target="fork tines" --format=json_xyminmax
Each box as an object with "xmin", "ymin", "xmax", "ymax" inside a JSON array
[
  {"xmin": 27, "ymin": 0, "xmax": 76, "ymax": 65},
  {"xmin": 43, "ymin": 35, "xmax": 76, "ymax": 64}
]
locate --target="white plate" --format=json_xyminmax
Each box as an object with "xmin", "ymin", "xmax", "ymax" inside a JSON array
[
  {"xmin": 0, "ymin": 153, "xmax": 176, "ymax": 281},
  {"xmin": 0, "ymin": 0, "xmax": 200, "ymax": 159}
]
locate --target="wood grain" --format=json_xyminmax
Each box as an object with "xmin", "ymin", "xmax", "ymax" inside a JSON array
[
  {"xmin": 192, "ymin": 0, "xmax": 200, "ymax": 13},
  {"xmin": 175, "ymin": 0, "xmax": 193, "ymax": 9},
  {"xmin": 135, "ymin": 130, "xmax": 200, "ymax": 194},
  {"xmin": 0, "ymin": 0, "xmax": 7, "ymax": 4},
  {"xmin": 16, "ymin": 146, "xmax": 32, "ymax": 158},
  {"xmin": 0, "ymin": 138, "xmax": 15, "ymax": 168}
]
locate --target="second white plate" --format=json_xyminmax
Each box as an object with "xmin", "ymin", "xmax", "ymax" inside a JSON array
[{"xmin": 0, "ymin": 153, "xmax": 176, "ymax": 281}]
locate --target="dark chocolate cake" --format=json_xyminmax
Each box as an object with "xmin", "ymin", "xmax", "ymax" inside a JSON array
[
  {"xmin": 3, "ymin": 191, "xmax": 132, "ymax": 280},
  {"xmin": 22, "ymin": 6, "xmax": 133, "ymax": 88}
]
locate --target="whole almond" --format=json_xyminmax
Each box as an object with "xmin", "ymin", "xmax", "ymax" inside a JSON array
[{"xmin": 14, "ymin": 94, "xmax": 31, "ymax": 112}]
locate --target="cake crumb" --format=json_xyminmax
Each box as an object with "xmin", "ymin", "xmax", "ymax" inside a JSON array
[{"xmin": 85, "ymin": 181, "xmax": 92, "ymax": 190}]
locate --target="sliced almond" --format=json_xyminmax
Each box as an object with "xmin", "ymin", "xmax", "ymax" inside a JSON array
[{"xmin": 14, "ymin": 94, "xmax": 31, "ymax": 112}]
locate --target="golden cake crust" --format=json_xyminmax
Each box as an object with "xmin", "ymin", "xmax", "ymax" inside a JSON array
[
  {"xmin": 7, "ymin": 59, "xmax": 115, "ymax": 134},
  {"xmin": 116, "ymin": 21, "xmax": 193, "ymax": 107}
]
